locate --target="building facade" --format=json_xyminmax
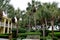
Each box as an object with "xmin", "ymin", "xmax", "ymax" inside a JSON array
[{"xmin": 0, "ymin": 10, "xmax": 16, "ymax": 34}]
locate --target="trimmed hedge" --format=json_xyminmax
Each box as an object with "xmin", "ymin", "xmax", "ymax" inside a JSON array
[
  {"xmin": 0, "ymin": 34, "xmax": 10, "ymax": 38},
  {"xmin": 18, "ymin": 32, "xmax": 41, "ymax": 36},
  {"xmin": 18, "ymin": 32, "xmax": 41, "ymax": 39},
  {"xmin": 40, "ymin": 36, "xmax": 58, "ymax": 40},
  {"xmin": 18, "ymin": 28, "xmax": 27, "ymax": 33},
  {"xmin": 49, "ymin": 32, "xmax": 60, "ymax": 38}
]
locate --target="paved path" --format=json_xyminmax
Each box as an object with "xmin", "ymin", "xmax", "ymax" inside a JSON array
[
  {"xmin": 22, "ymin": 39, "xmax": 40, "ymax": 40},
  {"xmin": 0, "ymin": 38, "xmax": 8, "ymax": 40}
]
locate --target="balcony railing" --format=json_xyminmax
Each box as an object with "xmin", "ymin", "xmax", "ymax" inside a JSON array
[
  {"xmin": 0, "ymin": 21, "xmax": 16, "ymax": 28},
  {"xmin": 0, "ymin": 21, "xmax": 11, "ymax": 28}
]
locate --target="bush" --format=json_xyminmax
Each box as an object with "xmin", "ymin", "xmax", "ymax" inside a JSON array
[
  {"xmin": 0, "ymin": 34, "xmax": 10, "ymax": 38},
  {"xmin": 39, "ymin": 30, "xmax": 50, "ymax": 36},
  {"xmin": 19, "ymin": 34, "xmax": 27, "ymax": 39},
  {"xmin": 18, "ymin": 28, "xmax": 27, "ymax": 33},
  {"xmin": 40, "ymin": 37, "xmax": 46, "ymax": 40},
  {"xmin": 12, "ymin": 28, "xmax": 27, "ymax": 38},
  {"xmin": 18, "ymin": 32, "xmax": 41, "ymax": 39},
  {"xmin": 12, "ymin": 28, "xmax": 17, "ymax": 38},
  {"xmin": 49, "ymin": 32, "xmax": 60, "ymax": 37},
  {"xmin": 45, "ymin": 30, "xmax": 50, "ymax": 36},
  {"xmin": 53, "ymin": 37, "xmax": 58, "ymax": 40},
  {"xmin": 30, "ymin": 29, "xmax": 36, "ymax": 32}
]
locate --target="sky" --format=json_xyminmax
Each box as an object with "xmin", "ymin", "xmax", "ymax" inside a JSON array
[{"xmin": 9, "ymin": 0, "xmax": 60, "ymax": 11}]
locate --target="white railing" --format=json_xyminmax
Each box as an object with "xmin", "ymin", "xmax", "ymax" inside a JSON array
[{"xmin": 0, "ymin": 21, "xmax": 11, "ymax": 28}]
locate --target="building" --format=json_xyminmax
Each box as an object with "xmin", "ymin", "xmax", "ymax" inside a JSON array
[{"xmin": 0, "ymin": 10, "xmax": 16, "ymax": 34}]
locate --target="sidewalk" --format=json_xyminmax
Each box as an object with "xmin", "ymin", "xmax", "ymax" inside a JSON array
[{"xmin": 0, "ymin": 38, "xmax": 8, "ymax": 40}]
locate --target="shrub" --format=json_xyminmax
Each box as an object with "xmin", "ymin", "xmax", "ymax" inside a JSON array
[
  {"xmin": 53, "ymin": 37, "xmax": 58, "ymax": 40},
  {"xmin": 0, "ymin": 34, "xmax": 10, "ymax": 38},
  {"xmin": 18, "ymin": 28, "xmax": 27, "ymax": 33},
  {"xmin": 30, "ymin": 29, "xmax": 36, "ymax": 32},
  {"xmin": 12, "ymin": 28, "xmax": 17, "ymax": 38}
]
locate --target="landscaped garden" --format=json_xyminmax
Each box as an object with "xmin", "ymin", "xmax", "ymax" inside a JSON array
[{"xmin": 0, "ymin": 0, "xmax": 60, "ymax": 40}]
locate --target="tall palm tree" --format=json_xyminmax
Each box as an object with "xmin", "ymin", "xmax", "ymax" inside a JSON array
[
  {"xmin": 26, "ymin": 0, "xmax": 38, "ymax": 31},
  {"xmin": 36, "ymin": 3, "xmax": 46, "ymax": 40},
  {"xmin": 36, "ymin": 3, "xmax": 52, "ymax": 40},
  {"xmin": 45, "ymin": 2, "xmax": 58, "ymax": 40},
  {"xmin": 7, "ymin": 5, "xmax": 15, "ymax": 18},
  {"xmin": 15, "ymin": 8, "xmax": 21, "ymax": 38},
  {"xmin": 57, "ymin": 8, "xmax": 60, "ymax": 31},
  {"xmin": 26, "ymin": 2, "xmax": 33, "ymax": 31}
]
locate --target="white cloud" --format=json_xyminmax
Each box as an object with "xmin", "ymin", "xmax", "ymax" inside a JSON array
[{"xmin": 10, "ymin": 0, "xmax": 60, "ymax": 10}]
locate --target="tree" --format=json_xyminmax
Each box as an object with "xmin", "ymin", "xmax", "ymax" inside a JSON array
[
  {"xmin": 26, "ymin": 2, "xmax": 33, "ymax": 31},
  {"xmin": 57, "ymin": 8, "xmax": 60, "ymax": 31},
  {"xmin": 44, "ymin": 2, "xmax": 58, "ymax": 40},
  {"xmin": 7, "ymin": 5, "xmax": 15, "ymax": 18},
  {"xmin": 15, "ymin": 8, "xmax": 21, "ymax": 38},
  {"xmin": 26, "ymin": 0, "xmax": 39, "ymax": 31}
]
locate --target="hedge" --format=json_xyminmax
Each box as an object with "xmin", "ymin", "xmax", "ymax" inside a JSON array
[{"xmin": 0, "ymin": 33, "xmax": 10, "ymax": 38}]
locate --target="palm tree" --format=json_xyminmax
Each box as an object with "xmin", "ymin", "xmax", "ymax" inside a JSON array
[
  {"xmin": 7, "ymin": 5, "xmax": 15, "ymax": 18},
  {"xmin": 35, "ymin": 3, "xmax": 46, "ymax": 40},
  {"xmin": 15, "ymin": 8, "xmax": 21, "ymax": 38},
  {"xmin": 45, "ymin": 2, "xmax": 58, "ymax": 40},
  {"xmin": 31, "ymin": 0, "xmax": 37, "ymax": 29},
  {"xmin": 26, "ymin": 2, "xmax": 33, "ymax": 31},
  {"xmin": 26, "ymin": 0, "xmax": 38, "ymax": 31},
  {"xmin": 57, "ymin": 8, "xmax": 60, "ymax": 31}
]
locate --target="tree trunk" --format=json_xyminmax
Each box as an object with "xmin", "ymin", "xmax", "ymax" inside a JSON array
[
  {"xmin": 42, "ymin": 24, "xmax": 45, "ymax": 40},
  {"xmin": 58, "ymin": 23, "xmax": 60, "ymax": 31},
  {"xmin": 16, "ymin": 20, "xmax": 19, "ymax": 38},
  {"xmin": 45, "ymin": 18, "xmax": 48, "ymax": 30},
  {"xmin": 51, "ymin": 20, "xmax": 54, "ymax": 40},
  {"xmin": 59, "ymin": 26, "xmax": 60, "ymax": 31},
  {"xmin": 16, "ymin": 23, "xmax": 18, "ymax": 38},
  {"xmin": 34, "ymin": 15, "xmax": 36, "ymax": 28},
  {"xmin": 28, "ymin": 16, "xmax": 31, "ymax": 31}
]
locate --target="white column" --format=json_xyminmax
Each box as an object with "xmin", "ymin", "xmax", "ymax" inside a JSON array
[
  {"xmin": 7, "ymin": 20, "xmax": 10, "ymax": 33},
  {"xmin": 3, "ymin": 19, "xmax": 6, "ymax": 34},
  {"xmin": 11, "ymin": 22, "xmax": 12, "ymax": 33}
]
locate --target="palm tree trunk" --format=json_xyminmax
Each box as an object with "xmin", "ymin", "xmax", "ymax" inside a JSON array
[
  {"xmin": 45, "ymin": 18, "xmax": 48, "ymax": 30},
  {"xmin": 51, "ymin": 20, "xmax": 54, "ymax": 40},
  {"xmin": 59, "ymin": 26, "xmax": 60, "ymax": 31},
  {"xmin": 42, "ymin": 24, "xmax": 45, "ymax": 40},
  {"xmin": 16, "ymin": 19, "xmax": 19, "ymax": 38},
  {"xmin": 34, "ymin": 15, "xmax": 36, "ymax": 28},
  {"xmin": 28, "ymin": 16, "xmax": 31, "ymax": 31},
  {"xmin": 16, "ymin": 23, "xmax": 18, "ymax": 38}
]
